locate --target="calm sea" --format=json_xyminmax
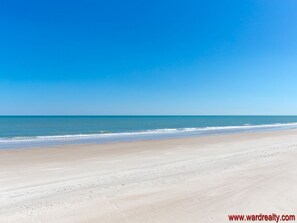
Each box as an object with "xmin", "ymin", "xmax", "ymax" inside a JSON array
[{"xmin": 1, "ymin": 116, "xmax": 297, "ymax": 148}]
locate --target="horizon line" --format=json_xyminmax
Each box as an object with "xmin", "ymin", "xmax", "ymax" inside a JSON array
[{"xmin": 1, "ymin": 114, "xmax": 297, "ymax": 117}]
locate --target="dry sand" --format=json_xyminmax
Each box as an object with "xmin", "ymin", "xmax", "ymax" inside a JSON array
[{"xmin": 1, "ymin": 129, "xmax": 297, "ymax": 222}]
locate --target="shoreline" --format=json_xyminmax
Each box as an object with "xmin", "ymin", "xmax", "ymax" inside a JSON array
[
  {"xmin": 1, "ymin": 128, "xmax": 297, "ymax": 222},
  {"xmin": 2, "ymin": 123, "xmax": 297, "ymax": 150}
]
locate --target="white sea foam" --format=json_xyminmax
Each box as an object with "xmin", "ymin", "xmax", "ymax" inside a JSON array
[{"xmin": 1, "ymin": 122, "xmax": 297, "ymax": 144}]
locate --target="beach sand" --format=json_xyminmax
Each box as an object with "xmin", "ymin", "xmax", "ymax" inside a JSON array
[{"xmin": 1, "ymin": 129, "xmax": 297, "ymax": 222}]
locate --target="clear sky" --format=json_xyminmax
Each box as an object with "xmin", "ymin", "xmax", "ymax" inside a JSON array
[{"xmin": 1, "ymin": 0, "xmax": 297, "ymax": 115}]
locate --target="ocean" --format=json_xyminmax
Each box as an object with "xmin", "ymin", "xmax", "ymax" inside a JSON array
[{"xmin": 1, "ymin": 116, "xmax": 297, "ymax": 149}]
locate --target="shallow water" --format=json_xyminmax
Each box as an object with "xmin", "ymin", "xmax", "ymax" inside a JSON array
[{"xmin": 1, "ymin": 116, "xmax": 297, "ymax": 148}]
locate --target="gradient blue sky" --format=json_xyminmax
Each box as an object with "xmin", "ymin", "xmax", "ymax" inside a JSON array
[{"xmin": 1, "ymin": 0, "xmax": 297, "ymax": 115}]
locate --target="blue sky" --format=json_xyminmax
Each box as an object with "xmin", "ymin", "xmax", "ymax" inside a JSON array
[{"xmin": 1, "ymin": 0, "xmax": 297, "ymax": 115}]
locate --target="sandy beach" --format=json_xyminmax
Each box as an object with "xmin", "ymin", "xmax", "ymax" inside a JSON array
[{"xmin": 1, "ymin": 129, "xmax": 297, "ymax": 223}]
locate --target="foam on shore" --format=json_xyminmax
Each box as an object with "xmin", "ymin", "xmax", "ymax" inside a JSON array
[{"xmin": 1, "ymin": 122, "xmax": 297, "ymax": 149}]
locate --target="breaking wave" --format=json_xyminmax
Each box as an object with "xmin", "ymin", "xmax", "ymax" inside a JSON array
[{"xmin": 1, "ymin": 122, "xmax": 297, "ymax": 144}]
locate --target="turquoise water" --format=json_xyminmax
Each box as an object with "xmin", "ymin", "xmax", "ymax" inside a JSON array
[{"xmin": 1, "ymin": 116, "xmax": 297, "ymax": 148}]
